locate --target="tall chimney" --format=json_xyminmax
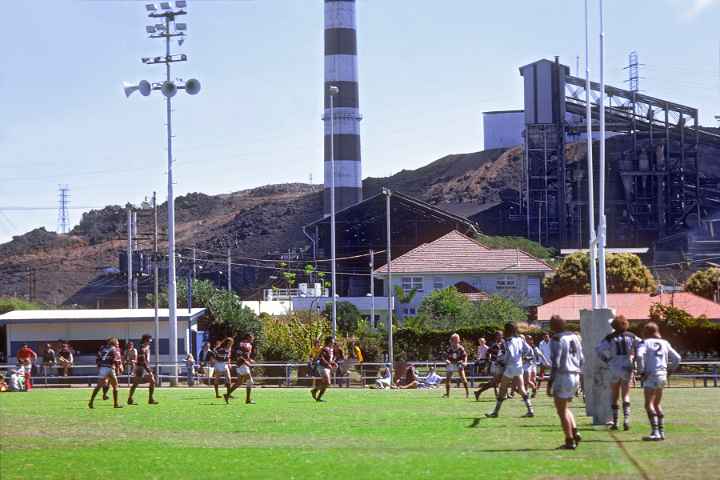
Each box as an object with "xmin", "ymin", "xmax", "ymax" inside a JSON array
[{"xmin": 324, "ymin": 0, "xmax": 363, "ymax": 215}]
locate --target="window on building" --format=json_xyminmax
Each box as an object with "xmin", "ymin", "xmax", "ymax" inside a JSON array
[
  {"xmin": 401, "ymin": 277, "xmax": 424, "ymax": 293},
  {"xmin": 432, "ymin": 277, "xmax": 444, "ymax": 290},
  {"xmin": 496, "ymin": 276, "xmax": 517, "ymax": 290},
  {"xmin": 527, "ymin": 277, "xmax": 540, "ymax": 298}
]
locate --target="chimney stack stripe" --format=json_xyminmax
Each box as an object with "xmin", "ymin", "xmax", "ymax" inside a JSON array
[
  {"xmin": 325, "ymin": 54, "xmax": 358, "ymax": 83},
  {"xmin": 324, "ymin": 0, "xmax": 362, "ymax": 215},
  {"xmin": 324, "ymin": 161, "xmax": 362, "ymax": 188}
]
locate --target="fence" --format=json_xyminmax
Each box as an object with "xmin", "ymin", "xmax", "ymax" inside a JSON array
[{"xmin": 1, "ymin": 361, "xmax": 718, "ymax": 389}]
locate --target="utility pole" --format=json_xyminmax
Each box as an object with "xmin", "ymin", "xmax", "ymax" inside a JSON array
[
  {"xmin": 227, "ymin": 248, "xmax": 232, "ymax": 291},
  {"xmin": 369, "ymin": 249, "xmax": 375, "ymax": 329},
  {"xmin": 585, "ymin": 0, "xmax": 598, "ymax": 308},
  {"xmin": 192, "ymin": 247, "xmax": 197, "ymax": 280},
  {"xmin": 127, "ymin": 207, "xmax": 133, "ymax": 309},
  {"xmin": 152, "ymin": 191, "xmax": 160, "ymax": 381},
  {"xmin": 383, "ymin": 188, "xmax": 394, "ymax": 383},
  {"xmin": 132, "ymin": 210, "xmax": 139, "ymax": 308},
  {"xmin": 597, "ymin": 0, "xmax": 608, "ymax": 308}
]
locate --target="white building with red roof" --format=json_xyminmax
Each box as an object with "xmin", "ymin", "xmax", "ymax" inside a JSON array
[
  {"xmin": 538, "ymin": 292, "xmax": 720, "ymax": 324},
  {"xmin": 374, "ymin": 230, "xmax": 553, "ymax": 318}
]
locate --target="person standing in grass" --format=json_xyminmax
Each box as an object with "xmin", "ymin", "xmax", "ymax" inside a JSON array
[
  {"xmin": 485, "ymin": 323, "xmax": 534, "ymax": 418},
  {"xmin": 474, "ymin": 331, "xmax": 505, "ymax": 400},
  {"xmin": 636, "ymin": 322, "xmax": 681, "ymax": 442},
  {"xmin": 209, "ymin": 338, "xmax": 233, "ymax": 400},
  {"xmin": 127, "ymin": 334, "xmax": 158, "ymax": 406},
  {"xmin": 546, "ymin": 315, "xmax": 584, "ymax": 450},
  {"xmin": 88, "ymin": 338, "xmax": 123, "ymax": 409},
  {"xmin": 595, "ymin": 315, "xmax": 640, "ymax": 431},
  {"xmin": 226, "ymin": 334, "xmax": 255, "ymax": 404},
  {"xmin": 311, "ymin": 336, "xmax": 337, "ymax": 402},
  {"xmin": 443, "ymin": 333, "xmax": 469, "ymax": 398},
  {"xmin": 57, "ymin": 343, "xmax": 74, "ymax": 377}
]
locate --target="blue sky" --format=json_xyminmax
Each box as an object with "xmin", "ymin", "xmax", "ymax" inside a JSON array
[{"xmin": 1, "ymin": 0, "xmax": 719, "ymax": 243}]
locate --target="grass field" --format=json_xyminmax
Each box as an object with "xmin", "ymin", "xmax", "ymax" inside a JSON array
[{"xmin": 1, "ymin": 387, "xmax": 718, "ymax": 480}]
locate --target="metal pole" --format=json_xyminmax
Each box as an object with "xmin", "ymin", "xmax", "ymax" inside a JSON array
[
  {"xmin": 192, "ymin": 247, "xmax": 196, "ymax": 280},
  {"xmin": 384, "ymin": 189, "xmax": 394, "ymax": 384},
  {"xmin": 585, "ymin": 0, "xmax": 598, "ymax": 309},
  {"xmin": 330, "ymin": 90, "xmax": 338, "ymax": 337},
  {"xmin": 132, "ymin": 211, "xmax": 139, "ymax": 309},
  {"xmin": 153, "ymin": 192, "xmax": 160, "ymax": 381},
  {"xmin": 227, "ymin": 248, "xmax": 232, "ymax": 291},
  {"xmin": 165, "ymin": 14, "xmax": 179, "ymax": 385},
  {"xmin": 597, "ymin": 0, "xmax": 608, "ymax": 308},
  {"xmin": 370, "ymin": 249, "xmax": 375, "ymax": 329},
  {"xmin": 127, "ymin": 207, "xmax": 133, "ymax": 309}
]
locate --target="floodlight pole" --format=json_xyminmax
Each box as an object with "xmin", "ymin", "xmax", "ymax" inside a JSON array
[
  {"xmin": 585, "ymin": 0, "xmax": 598, "ymax": 309},
  {"xmin": 384, "ymin": 188, "xmax": 394, "ymax": 384},
  {"xmin": 597, "ymin": 0, "xmax": 608, "ymax": 308},
  {"xmin": 329, "ymin": 86, "xmax": 338, "ymax": 338}
]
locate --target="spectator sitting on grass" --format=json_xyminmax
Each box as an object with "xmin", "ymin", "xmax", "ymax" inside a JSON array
[
  {"xmin": 375, "ymin": 365, "xmax": 392, "ymax": 389},
  {"xmin": 421, "ymin": 366, "xmax": 443, "ymax": 387},
  {"xmin": 8, "ymin": 368, "xmax": 25, "ymax": 392},
  {"xmin": 394, "ymin": 363, "xmax": 419, "ymax": 389}
]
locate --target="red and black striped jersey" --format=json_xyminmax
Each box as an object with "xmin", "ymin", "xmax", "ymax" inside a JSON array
[
  {"xmin": 235, "ymin": 342, "xmax": 253, "ymax": 366},
  {"xmin": 446, "ymin": 345, "xmax": 467, "ymax": 364},
  {"xmin": 318, "ymin": 346, "xmax": 334, "ymax": 368},
  {"xmin": 136, "ymin": 344, "xmax": 150, "ymax": 367},
  {"xmin": 213, "ymin": 347, "xmax": 231, "ymax": 362},
  {"xmin": 97, "ymin": 346, "xmax": 122, "ymax": 368}
]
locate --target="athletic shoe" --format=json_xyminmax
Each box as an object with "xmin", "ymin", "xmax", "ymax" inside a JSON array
[
  {"xmin": 148, "ymin": 399, "xmax": 159, "ymax": 405},
  {"xmin": 659, "ymin": 431, "xmax": 665, "ymax": 440},
  {"xmin": 245, "ymin": 400, "xmax": 255, "ymax": 404},
  {"xmin": 223, "ymin": 394, "xmax": 229, "ymax": 404},
  {"xmin": 442, "ymin": 394, "xmax": 449, "ymax": 398},
  {"xmin": 623, "ymin": 422, "xmax": 630, "ymax": 431},
  {"xmin": 88, "ymin": 402, "xmax": 94, "ymax": 409},
  {"xmin": 522, "ymin": 411, "xmax": 535, "ymax": 418},
  {"xmin": 113, "ymin": 405, "xmax": 123, "ymax": 409},
  {"xmin": 315, "ymin": 398, "xmax": 326, "ymax": 403},
  {"xmin": 102, "ymin": 395, "xmax": 109, "ymax": 401},
  {"xmin": 573, "ymin": 432, "xmax": 582, "ymax": 444},
  {"xmin": 642, "ymin": 433, "xmax": 662, "ymax": 441},
  {"xmin": 485, "ymin": 412, "xmax": 498, "ymax": 418},
  {"xmin": 127, "ymin": 398, "xmax": 137, "ymax": 405},
  {"xmin": 558, "ymin": 440, "xmax": 577, "ymax": 450},
  {"xmin": 609, "ymin": 424, "xmax": 618, "ymax": 431}
]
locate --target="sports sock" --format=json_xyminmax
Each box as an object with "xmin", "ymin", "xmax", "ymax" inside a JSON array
[
  {"xmin": 657, "ymin": 413, "xmax": 664, "ymax": 434},
  {"xmin": 522, "ymin": 394, "xmax": 533, "ymax": 412},
  {"xmin": 492, "ymin": 397, "xmax": 504, "ymax": 415},
  {"xmin": 112, "ymin": 389, "xmax": 119, "ymax": 407},
  {"xmin": 246, "ymin": 386, "xmax": 252, "ymax": 403},
  {"xmin": 89, "ymin": 387, "xmax": 100, "ymax": 404},
  {"xmin": 623, "ymin": 402, "xmax": 631, "ymax": 422},
  {"xmin": 128, "ymin": 385, "xmax": 137, "ymax": 401},
  {"xmin": 611, "ymin": 404, "xmax": 619, "ymax": 425},
  {"xmin": 647, "ymin": 411, "xmax": 658, "ymax": 435},
  {"xmin": 149, "ymin": 385, "xmax": 155, "ymax": 401},
  {"xmin": 102, "ymin": 384, "xmax": 109, "ymax": 397}
]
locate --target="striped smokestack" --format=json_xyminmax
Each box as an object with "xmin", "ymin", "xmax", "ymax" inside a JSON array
[{"xmin": 324, "ymin": 0, "xmax": 362, "ymax": 215}]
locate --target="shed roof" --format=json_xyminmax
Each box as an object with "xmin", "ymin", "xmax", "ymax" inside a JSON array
[
  {"xmin": 537, "ymin": 293, "xmax": 720, "ymax": 322},
  {"xmin": 0, "ymin": 308, "xmax": 207, "ymax": 324},
  {"xmin": 374, "ymin": 230, "xmax": 553, "ymax": 275}
]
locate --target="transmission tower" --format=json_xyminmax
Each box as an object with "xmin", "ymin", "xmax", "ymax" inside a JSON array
[
  {"xmin": 624, "ymin": 50, "xmax": 642, "ymax": 93},
  {"xmin": 57, "ymin": 185, "xmax": 70, "ymax": 234}
]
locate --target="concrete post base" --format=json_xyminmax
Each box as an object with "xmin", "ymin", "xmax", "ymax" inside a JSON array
[{"xmin": 580, "ymin": 308, "xmax": 614, "ymax": 425}]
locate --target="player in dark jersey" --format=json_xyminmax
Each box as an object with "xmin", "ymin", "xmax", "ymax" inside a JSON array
[
  {"xmin": 127, "ymin": 334, "xmax": 158, "ymax": 405},
  {"xmin": 595, "ymin": 315, "xmax": 640, "ymax": 430},
  {"xmin": 474, "ymin": 331, "xmax": 504, "ymax": 400},
  {"xmin": 225, "ymin": 334, "xmax": 255, "ymax": 404},
  {"xmin": 310, "ymin": 336, "xmax": 337, "ymax": 402},
  {"xmin": 89, "ymin": 338, "xmax": 123, "ymax": 409},
  {"xmin": 210, "ymin": 337, "xmax": 233, "ymax": 400},
  {"xmin": 443, "ymin": 333, "xmax": 469, "ymax": 398}
]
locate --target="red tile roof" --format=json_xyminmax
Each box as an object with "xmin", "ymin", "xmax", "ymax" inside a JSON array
[
  {"xmin": 537, "ymin": 292, "xmax": 720, "ymax": 322},
  {"xmin": 374, "ymin": 230, "xmax": 553, "ymax": 275}
]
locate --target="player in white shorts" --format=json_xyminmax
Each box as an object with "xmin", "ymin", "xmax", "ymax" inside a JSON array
[
  {"xmin": 473, "ymin": 331, "xmax": 504, "ymax": 400},
  {"xmin": 88, "ymin": 337, "xmax": 123, "ymax": 409},
  {"xmin": 226, "ymin": 334, "xmax": 255, "ymax": 405},
  {"xmin": 486, "ymin": 323, "xmax": 534, "ymax": 418},
  {"xmin": 595, "ymin": 315, "xmax": 640, "ymax": 430},
  {"xmin": 523, "ymin": 336, "xmax": 546, "ymax": 398},
  {"xmin": 547, "ymin": 315, "xmax": 584, "ymax": 449},
  {"xmin": 443, "ymin": 334, "xmax": 469, "ymax": 398},
  {"xmin": 210, "ymin": 337, "xmax": 233, "ymax": 400},
  {"xmin": 636, "ymin": 322, "xmax": 681, "ymax": 441}
]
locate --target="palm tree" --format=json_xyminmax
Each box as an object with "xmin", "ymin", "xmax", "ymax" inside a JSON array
[{"xmin": 393, "ymin": 285, "xmax": 418, "ymax": 321}]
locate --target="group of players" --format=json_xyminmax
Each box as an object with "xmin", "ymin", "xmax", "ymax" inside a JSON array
[{"xmin": 87, "ymin": 314, "xmax": 680, "ymax": 450}]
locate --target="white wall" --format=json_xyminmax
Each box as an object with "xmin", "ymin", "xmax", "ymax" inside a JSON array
[{"xmin": 385, "ymin": 273, "xmax": 545, "ymax": 318}]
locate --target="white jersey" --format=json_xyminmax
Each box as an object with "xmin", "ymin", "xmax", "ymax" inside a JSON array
[
  {"xmin": 595, "ymin": 331, "xmax": 639, "ymax": 372},
  {"xmin": 504, "ymin": 336, "xmax": 532, "ymax": 371},
  {"xmin": 538, "ymin": 340, "xmax": 552, "ymax": 365},
  {"xmin": 637, "ymin": 338, "xmax": 681, "ymax": 375},
  {"xmin": 550, "ymin": 331, "xmax": 584, "ymax": 374}
]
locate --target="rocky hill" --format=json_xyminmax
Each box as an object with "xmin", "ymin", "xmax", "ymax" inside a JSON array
[{"xmin": 0, "ymin": 146, "xmax": 525, "ymax": 305}]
